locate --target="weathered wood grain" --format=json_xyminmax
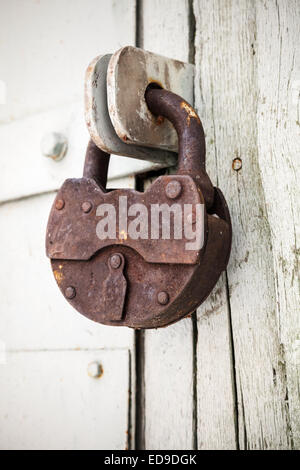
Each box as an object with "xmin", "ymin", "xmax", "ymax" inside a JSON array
[
  {"xmin": 193, "ymin": 0, "xmax": 238, "ymax": 449},
  {"xmin": 0, "ymin": 0, "xmax": 151, "ymax": 202},
  {"xmin": 0, "ymin": 349, "xmax": 130, "ymax": 450},
  {"xmin": 194, "ymin": 0, "xmax": 298, "ymax": 449},
  {"xmin": 0, "ymin": 102, "xmax": 154, "ymax": 202},
  {"xmin": 196, "ymin": 276, "xmax": 237, "ymax": 449},
  {"xmin": 141, "ymin": 0, "xmax": 195, "ymax": 450},
  {"xmin": 256, "ymin": 0, "xmax": 300, "ymax": 448},
  {"xmin": 0, "ymin": 1, "xmax": 138, "ymax": 449}
]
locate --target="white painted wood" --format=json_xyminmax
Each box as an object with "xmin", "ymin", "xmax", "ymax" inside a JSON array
[
  {"xmin": 144, "ymin": 320, "xmax": 194, "ymax": 450},
  {"xmin": 0, "ymin": 349, "xmax": 130, "ymax": 450},
  {"xmin": 0, "ymin": 0, "xmax": 151, "ymax": 202},
  {"xmin": 0, "ymin": 1, "xmax": 137, "ymax": 449},
  {"xmin": 0, "ymin": 101, "xmax": 87, "ymax": 202},
  {"xmin": 141, "ymin": 0, "xmax": 195, "ymax": 450},
  {"xmin": 196, "ymin": 276, "xmax": 237, "ymax": 450},
  {"xmin": 107, "ymin": 175, "xmax": 136, "ymax": 190},
  {"xmin": 194, "ymin": 0, "xmax": 299, "ymax": 449},
  {"xmin": 256, "ymin": 0, "xmax": 300, "ymax": 448},
  {"xmin": 0, "ymin": 100, "xmax": 164, "ymax": 202},
  {"xmin": 192, "ymin": 0, "xmax": 238, "ymax": 449},
  {"xmin": 0, "ymin": 0, "xmax": 136, "ymax": 122}
]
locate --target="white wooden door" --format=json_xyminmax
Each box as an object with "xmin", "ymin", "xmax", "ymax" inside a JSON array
[
  {"xmin": 0, "ymin": 0, "xmax": 299, "ymax": 450},
  {"xmin": 0, "ymin": 0, "xmax": 138, "ymax": 450}
]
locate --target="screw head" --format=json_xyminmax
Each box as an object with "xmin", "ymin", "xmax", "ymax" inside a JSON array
[
  {"xmin": 55, "ymin": 199, "xmax": 65, "ymax": 210},
  {"xmin": 110, "ymin": 254, "xmax": 122, "ymax": 269},
  {"xmin": 41, "ymin": 132, "xmax": 68, "ymax": 161},
  {"xmin": 165, "ymin": 180, "xmax": 182, "ymax": 199},
  {"xmin": 81, "ymin": 201, "xmax": 92, "ymax": 213},
  {"xmin": 65, "ymin": 286, "xmax": 76, "ymax": 299},
  {"xmin": 87, "ymin": 361, "xmax": 103, "ymax": 379},
  {"xmin": 232, "ymin": 158, "xmax": 242, "ymax": 171},
  {"xmin": 157, "ymin": 291, "xmax": 169, "ymax": 305}
]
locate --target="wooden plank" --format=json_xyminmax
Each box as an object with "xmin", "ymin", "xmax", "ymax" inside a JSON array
[
  {"xmin": 0, "ymin": 1, "xmax": 138, "ymax": 449},
  {"xmin": 256, "ymin": 0, "xmax": 300, "ymax": 448},
  {"xmin": 192, "ymin": 0, "xmax": 238, "ymax": 450},
  {"xmin": 194, "ymin": 0, "xmax": 296, "ymax": 449},
  {"xmin": 144, "ymin": 321, "xmax": 194, "ymax": 450},
  {"xmin": 196, "ymin": 276, "xmax": 237, "ymax": 449},
  {"xmin": 0, "ymin": 101, "xmax": 164, "ymax": 202},
  {"xmin": 0, "ymin": 349, "xmax": 130, "ymax": 450},
  {"xmin": 141, "ymin": 0, "xmax": 195, "ymax": 450},
  {"xmin": 0, "ymin": 0, "xmax": 152, "ymax": 202},
  {"xmin": 0, "ymin": 0, "xmax": 136, "ymax": 121}
]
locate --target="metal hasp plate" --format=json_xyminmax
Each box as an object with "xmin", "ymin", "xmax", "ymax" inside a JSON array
[
  {"xmin": 85, "ymin": 46, "xmax": 194, "ymax": 160},
  {"xmin": 85, "ymin": 54, "xmax": 176, "ymax": 165},
  {"xmin": 107, "ymin": 46, "xmax": 194, "ymax": 151},
  {"xmin": 46, "ymin": 86, "xmax": 231, "ymax": 329}
]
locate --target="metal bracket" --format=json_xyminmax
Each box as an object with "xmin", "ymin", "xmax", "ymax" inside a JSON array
[
  {"xmin": 85, "ymin": 46, "xmax": 194, "ymax": 163},
  {"xmin": 85, "ymin": 54, "xmax": 176, "ymax": 165}
]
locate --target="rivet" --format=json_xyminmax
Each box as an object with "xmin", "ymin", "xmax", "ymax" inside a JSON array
[
  {"xmin": 65, "ymin": 286, "xmax": 76, "ymax": 299},
  {"xmin": 55, "ymin": 199, "xmax": 65, "ymax": 210},
  {"xmin": 81, "ymin": 201, "xmax": 92, "ymax": 213},
  {"xmin": 157, "ymin": 291, "xmax": 169, "ymax": 305},
  {"xmin": 41, "ymin": 132, "xmax": 68, "ymax": 161},
  {"xmin": 110, "ymin": 254, "xmax": 122, "ymax": 269},
  {"xmin": 165, "ymin": 180, "xmax": 182, "ymax": 199},
  {"xmin": 232, "ymin": 158, "xmax": 242, "ymax": 171},
  {"xmin": 87, "ymin": 361, "xmax": 103, "ymax": 379}
]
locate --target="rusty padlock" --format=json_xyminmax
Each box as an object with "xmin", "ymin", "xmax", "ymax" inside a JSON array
[{"xmin": 46, "ymin": 89, "xmax": 231, "ymax": 328}]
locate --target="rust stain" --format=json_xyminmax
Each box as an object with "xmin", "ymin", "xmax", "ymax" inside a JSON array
[
  {"xmin": 180, "ymin": 101, "xmax": 200, "ymax": 126},
  {"xmin": 53, "ymin": 269, "xmax": 64, "ymax": 284},
  {"xmin": 147, "ymin": 78, "xmax": 164, "ymax": 90}
]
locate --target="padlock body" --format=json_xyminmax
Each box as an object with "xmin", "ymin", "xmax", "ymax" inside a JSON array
[{"xmin": 46, "ymin": 173, "xmax": 230, "ymax": 328}]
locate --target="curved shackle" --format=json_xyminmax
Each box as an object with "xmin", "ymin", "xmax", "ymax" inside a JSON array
[
  {"xmin": 145, "ymin": 88, "xmax": 214, "ymax": 208},
  {"xmin": 145, "ymin": 88, "xmax": 206, "ymax": 173},
  {"xmin": 83, "ymin": 89, "xmax": 214, "ymax": 208},
  {"xmin": 83, "ymin": 139, "xmax": 110, "ymax": 189}
]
